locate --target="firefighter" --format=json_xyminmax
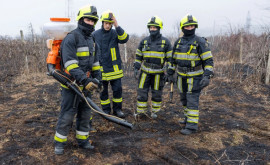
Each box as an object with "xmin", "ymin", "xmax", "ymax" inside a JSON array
[
  {"xmin": 167, "ymin": 14, "xmax": 214, "ymax": 135},
  {"xmin": 134, "ymin": 16, "xmax": 172, "ymax": 118},
  {"xmin": 92, "ymin": 10, "xmax": 129, "ymax": 118},
  {"xmin": 53, "ymin": 5, "xmax": 102, "ymax": 154}
]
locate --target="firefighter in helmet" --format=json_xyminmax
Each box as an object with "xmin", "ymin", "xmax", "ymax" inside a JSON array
[
  {"xmin": 134, "ymin": 16, "xmax": 173, "ymax": 118},
  {"xmin": 53, "ymin": 5, "xmax": 102, "ymax": 154},
  {"xmin": 167, "ymin": 14, "xmax": 214, "ymax": 135},
  {"xmin": 92, "ymin": 10, "xmax": 129, "ymax": 118}
]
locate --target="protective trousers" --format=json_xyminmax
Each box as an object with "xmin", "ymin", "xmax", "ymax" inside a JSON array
[
  {"xmin": 177, "ymin": 75, "xmax": 202, "ymax": 130},
  {"xmin": 136, "ymin": 72, "xmax": 164, "ymax": 114},
  {"xmin": 100, "ymin": 78, "xmax": 122, "ymax": 114},
  {"xmin": 54, "ymin": 87, "xmax": 91, "ymax": 144}
]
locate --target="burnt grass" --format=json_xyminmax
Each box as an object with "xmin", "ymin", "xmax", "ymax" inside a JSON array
[{"xmin": 0, "ymin": 71, "xmax": 270, "ymax": 165}]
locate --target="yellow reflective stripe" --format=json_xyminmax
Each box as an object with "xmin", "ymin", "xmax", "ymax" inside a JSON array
[
  {"xmin": 135, "ymin": 59, "xmax": 142, "ymax": 64},
  {"xmin": 76, "ymin": 134, "xmax": 89, "ymax": 140},
  {"xmin": 113, "ymin": 65, "xmax": 119, "ymax": 72},
  {"xmin": 141, "ymin": 65, "xmax": 164, "ymax": 74},
  {"xmin": 161, "ymin": 40, "xmax": 165, "ymax": 48},
  {"xmin": 76, "ymin": 52, "xmax": 90, "ymax": 57},
  {"xmin": 152, "ymin": 101, "xmax": 161, "ymax": 107},
  {"xmin": 100, "ymin": 66, "xmax": 104, "ymax": 72},
  {"xmin": 102, "ymin": 70, "xmax": 123, "ymax": 77},
  {"xmin": 137, "ymin": 101, "xmax": 147, "ymax": 107},
  {"xmin": 90, "ymin": 116, "xmax": 93, "ymax": 120},
  {"xmin": 118, "ymin": 32, "xmax": 128, "ymax": 40},
  {"xmin": 177, "ymin": 69, "xmax": 204, "ymax": 77},
  {"xmin": 136, "ymin": 49, "xmax": 143, "ymax": 56},
  {"xmin": 139, "ymin": 72, "xmax": 147, "ymax": 89},
  {"xmin": 137, "ymin": 107, "xmax": 147, "ymax": 113},
  {"xmin": 111, "ymin": 48, "xmax": 117, "ymax": 61},
  {"xmin": 177, "ymin": 76, "xmax": 183, "ymax": 93},
  {"xmin": 187, "ymin": 117, "xmax": 199, "ymax": 123},
  {"xmin": 92, "ymin": 65, "xmax": 101, "ymax": 71},
  {"xmin": 166, "ymin": 51, "xmax": 173, "ymax": 58},
  {"xmin": 191, "ymin": 61, "xmax": 195, "ymax": 67},
  {"xmin": 205, "ymin": 65, "xmax": 213, "ymax": 71},
  {"xmin": 54, "ymin": 135, "xmax": 67, "ymax": 142},
  {"xmin": 187, "ymin": 78, "xmax": 193, "ymax": 93},
  {"xmin": 66, "ymin": 63, "xmax": 79, "ymax": 72},
  {"xmin": 200, "ymin": 51, "xmax": 213, "ymax": 60},
  {"xmin": 187, "ymin": 45, "xmax": 194, "ymax": 54},
  {"xmin": 187, "ymin": 109, "xmax": 199, "ymax": 117},
  {"xmin": 101, "ymin": 99, "xmax": 110, "ymax": 105},
  {"xmin": 154, "ymin": 74, "xmax": 160, "ymax": 90},
  {"xmin": 113, "ymin": 98, "xmax": 123, "ymax": 103},
  {"xmin": 152, "ymin": 107, "xmax": 161, "ymax": 112},
  {"xmin": 102, "ymin": 74, "xmax": 124, "ymax": 81}
]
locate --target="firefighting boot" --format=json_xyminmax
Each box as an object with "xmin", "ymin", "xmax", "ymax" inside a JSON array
[
  {"xmin": 54, "ymin": 141, "xmax": 65, "ymax": 155},
  {"xmin": 151, "ymin": 112, "xmax": 157, "ymax": 119},
  {"xmin": 77, "ymin": 139, "xmax": 94, "ymax": 149},
  {"xmin": 114, "ymin": 110, "xmax": 125, "ymax": 118},
  {"xmin": 180, "ymin": 128, "xmax": 197, "ymax": 135}
]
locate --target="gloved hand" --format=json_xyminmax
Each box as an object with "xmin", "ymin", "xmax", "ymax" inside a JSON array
[
  {"xmin": 84, "ymin": 78, "xmax": 99, "ymax": 92},
  {"xmin": 134, "ymin": 68, "xmax": 140, "ymax": 80},
  {"xmin": 199, "ymin": 76, "xmax": 210, "ymax": 89},
  {"xmin": 164, "ymin": 74, "xmax": 174, "ymax": 83}
]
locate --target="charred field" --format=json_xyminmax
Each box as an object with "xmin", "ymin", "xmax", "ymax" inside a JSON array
[{"xmin": 0, "ymin": 69, "xmax": 270, "ymax": 165}]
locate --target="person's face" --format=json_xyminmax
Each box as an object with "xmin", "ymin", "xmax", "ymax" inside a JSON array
[
  {"xmin": 83, "ymin": 18, "xmax": 95, "ymax": 25},
  {"xmin": 103, "ymin": 21, "xmax": 113, "ymax": 30},
  {"xmin": 183, "ymin": 25, "xmax": 195, "ymax": 30},
  {"xmin": 149, "ymin": 26, "xmax": 158, "ymax": 31}
]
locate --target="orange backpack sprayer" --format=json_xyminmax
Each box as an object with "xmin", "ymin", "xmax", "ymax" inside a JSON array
[
  {"xmin": 43, "ymin": 18, "xmax": 133, "ymax": 129},
  {"xmin": 44, "ymin": 18, "xmax": 76, "ymax": 73}
]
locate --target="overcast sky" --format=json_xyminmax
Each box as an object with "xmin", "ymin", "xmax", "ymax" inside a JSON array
[{"xmin": 0, "ymin": 0, "xmax": 269, "ymax": 38}]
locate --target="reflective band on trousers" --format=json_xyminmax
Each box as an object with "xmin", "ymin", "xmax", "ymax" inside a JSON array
[
  {"xmin": 101, "ymin": 99, "xmax": 110, "ymax": 105},
  {"xmin": 177, "ymin": 76, "xmax": 183, "ymax": 93},
  {"xmin": 187, "ymin": 116, "xmax": 199, "ymax": 123},
  {"xmin": 152, "ymin": 107, "xmax": 160, "ymax": 112},
  {"xmin": 187, "ymin": 78, "xmax": 193, "ymax": 93},
  {"xmin": 76, "ymin": 130, "xmax": 89, "ymax": 136},
  {"xmin": 154, "ymin": 74, "xmax": 160, "ymax": 90},
  {"xmin": 137, "ymin": 107, "xmax": 147, "ymax": 113},
  {"xmin": 152, "ymin": 101, "xmax": 161, "ymax": 107},
  {"xmin": 113, "ymin": 98, "xmax": 123, "ymax": 103},
  {"xmin": 54, "ymin": 132, "xmax": 67, "ymax": 142},
  {"xmin": 187, "ymin": 109, "xmax": 199, "ymax": 117},
  {"xmin": 137, "ymin": 101, "xmax": 147, "ymax": 107},
  {"xmin": 139, "ymin": 72, "xmax": 147, "ymax": 88}
]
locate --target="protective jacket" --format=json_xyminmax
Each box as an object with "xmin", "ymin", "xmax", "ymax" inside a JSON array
[
  {"xmin": 135, "ymin": 34, "xmax": 173, "ymax": 73},
  {"xmin": 92, "ymin": 26, "xmax": 129, "ymax": 81},
  {"xmin": 60, "ymin": 24, "xmax": 101, "ymax": 86},
  {"xmin": 168, "ymin": 34, "xmax": 213, "ymax": 77}
]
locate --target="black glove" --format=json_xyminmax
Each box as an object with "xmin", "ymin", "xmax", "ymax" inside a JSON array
[
  {"xmin": 164, "ymin": 74, "xmax": 174, "ymax": 83},
  {"xmin": 199, "ymin": 76, "xmax": 210, "ymax": 89},
  {"xmin": 134, "ymin": 68, "xmax": 140, "ymax": 79},
  {"xmin": 97, "ymin": 80, "xmax": 104, "ymax": 92}
]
